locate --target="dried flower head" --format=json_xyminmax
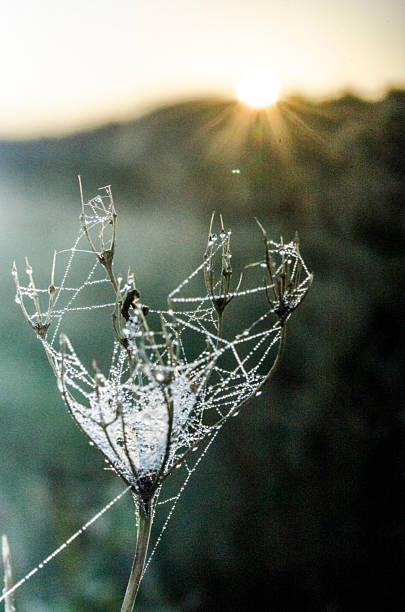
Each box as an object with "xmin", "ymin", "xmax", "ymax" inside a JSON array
[
  {"xmin": 13, "ymin": 186, "xmax": 312, "ymax": 514},
  {"xmin": 13, "ymin": 184, "xmax": 312, "ymax": 608},
  {"xmin": 254, "ymin": 218, "xmax": 313, "ymax": 322}
]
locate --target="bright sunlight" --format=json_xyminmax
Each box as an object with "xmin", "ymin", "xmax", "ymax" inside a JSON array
[{"xmin": 237, "ymin": 69, "xmax": 281, "ymax": 108}]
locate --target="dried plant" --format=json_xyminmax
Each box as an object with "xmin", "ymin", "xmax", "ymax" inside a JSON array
[
  {"xmin": 2, "ymin": 535, "xmax": 15, "ymax": 612},
  {"xmin": 12, "ymin": 183, "xmax": 312, "ymax": 610}
]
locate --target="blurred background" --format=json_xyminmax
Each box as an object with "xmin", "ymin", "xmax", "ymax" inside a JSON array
[{"xmin": 0, "ymin": 1, "xmax": 404, "ymax": 610}]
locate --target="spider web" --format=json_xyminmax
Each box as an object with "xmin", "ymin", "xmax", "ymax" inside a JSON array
[{"xmin": 8, "ymin": 185, "xmax": 312, "ymax": 599}]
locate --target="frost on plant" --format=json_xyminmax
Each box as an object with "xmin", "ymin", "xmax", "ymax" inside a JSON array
[{"xmin": 13, "ymin": 185, "xmax": 312, "ymax": 607}]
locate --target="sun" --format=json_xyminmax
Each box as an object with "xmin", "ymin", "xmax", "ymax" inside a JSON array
[{"xmin": 237, "ymin": 69, "xmax": 281, "ymax": 108}]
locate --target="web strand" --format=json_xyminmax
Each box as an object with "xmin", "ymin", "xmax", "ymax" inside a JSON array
[{"xmin": 0, "ymin": 486, "xmax": 131, "ymax": 604}]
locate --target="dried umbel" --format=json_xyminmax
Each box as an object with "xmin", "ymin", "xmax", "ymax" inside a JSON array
[{"xmin": 13, "ymin": 185, "xmax": 312, "ymax": 610}]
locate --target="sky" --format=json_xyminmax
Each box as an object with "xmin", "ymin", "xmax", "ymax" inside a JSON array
[{"xmin": 1, "ymin": 0, "xmax": 404, "ymax": 138}]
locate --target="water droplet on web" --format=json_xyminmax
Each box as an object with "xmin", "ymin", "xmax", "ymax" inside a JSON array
[
  {"xmin": 255, "ymin": 390, "xmax": 262, "ymax": 397},
  {"xmin": 242, "ymin": 330, "xmax": 249, "ymax": 336},
  {"xmin": 15, "ymin": 295, "xmax": 21, "ymax": 304},
  {"xmin": 231, "ymin": 168, "xmax": 241, "ymax": 174},
  {"xmin": 260, "ymin": 262, "xmax": 267, "ymax": 269}
]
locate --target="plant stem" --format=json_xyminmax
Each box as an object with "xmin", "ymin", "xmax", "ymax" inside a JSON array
[
  {"xmin": 121, "ymin": 499, "xmax": 154, "ymax": 612},
  {"xmin": 2, "ymin": 534, "xmax": 16, "ymax": 612}
]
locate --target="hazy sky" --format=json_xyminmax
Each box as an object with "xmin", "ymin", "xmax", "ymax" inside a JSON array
[{"xmin": 1, "ymin": 0, "xmax": 404, "ymax": 137}]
